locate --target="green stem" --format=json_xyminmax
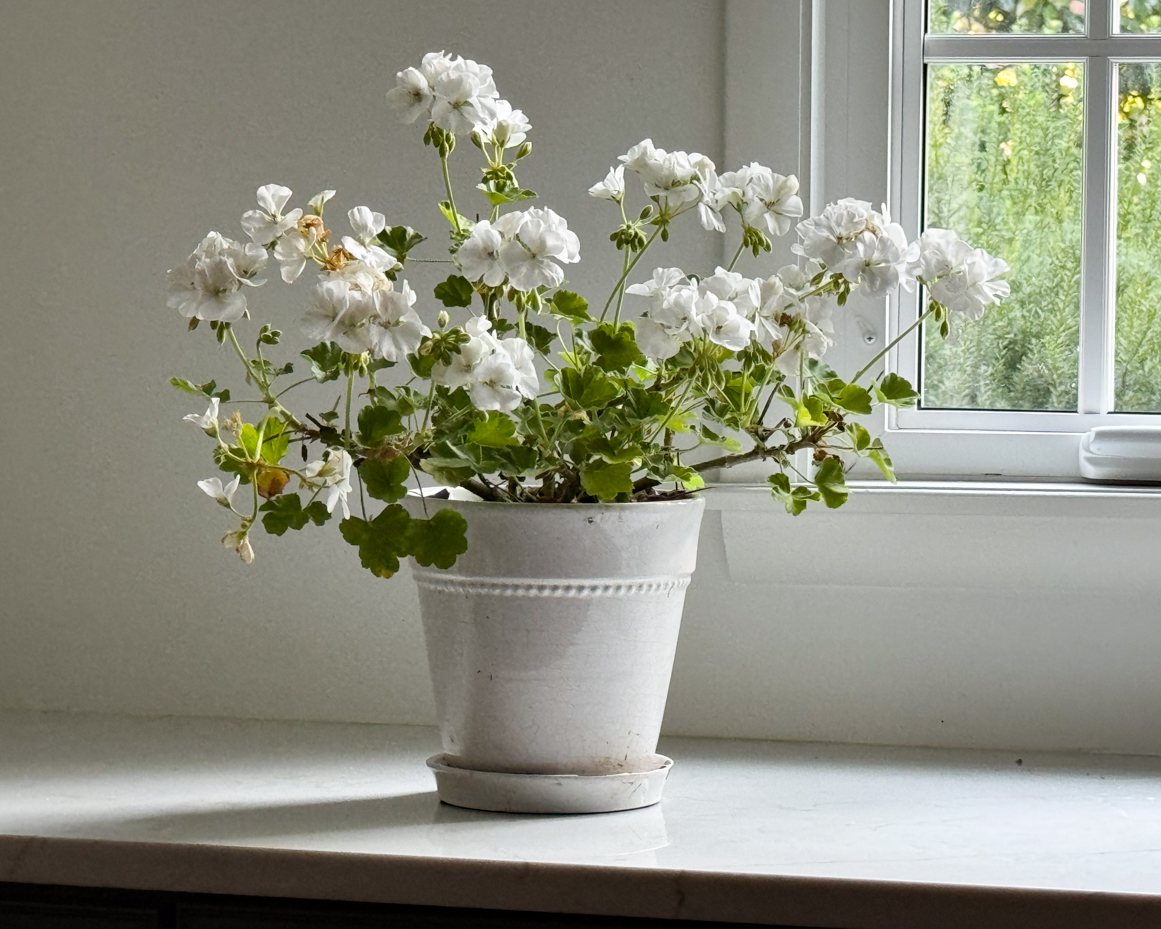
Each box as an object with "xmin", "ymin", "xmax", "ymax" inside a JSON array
[
  {"xmin": 599, "ymin": 225, "xmax": 664, "ymax": 322},
  {"xmin": 344, "ymin": 370, "xmax": 354, "ymax": 441},
  {"xmin": 226, "ymin": 326, "xmax": 305, "ymax": 430},
  {"xmin": 852, "ymin": 304, "xmax": 937, "ymax": 385},
  {"xmin": 612, "ymin": 248, "xmax": 631, "ymax": 327},
  {"xmin": 440, "ymin": 153, "xmax": 462, "ymax": 235},
  {"xmin": 726, "ymin": 240, "xmax": 746, "ymax": 273}
]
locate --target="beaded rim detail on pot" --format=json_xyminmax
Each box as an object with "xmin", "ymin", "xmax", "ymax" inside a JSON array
[{"xmin": 411, "ymin": 574, "xmax": 692, "ymax": 598}]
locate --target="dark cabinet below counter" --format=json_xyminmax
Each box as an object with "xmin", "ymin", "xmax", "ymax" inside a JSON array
[{"xmin": 0, "ymin": 884, "xmax": 818, "ymax": 929}]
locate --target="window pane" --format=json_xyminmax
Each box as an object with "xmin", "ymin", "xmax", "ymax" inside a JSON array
[
  {"xmin": 1119, "ymin": 0, "xmax": 1161, "ymax": 32},
  {"xmin": 929, "ymin": 0, "xmax": 1085, "ymax": 34},
  {"xmin": 1115, "ymin": 63, "xmax": 1161, "ymax": 410},
  {"xmin": 922, "ymin": 63, "xmax": 1083, "ymax": 411}
]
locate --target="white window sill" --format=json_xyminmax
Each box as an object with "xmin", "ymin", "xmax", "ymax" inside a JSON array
[{"xmin": 3, "ymin": 710, "xmax": 1161, "ymax": 928}]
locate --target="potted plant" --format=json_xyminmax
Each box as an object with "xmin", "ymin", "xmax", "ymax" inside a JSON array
[{"xmin": 169, "ymin": 52, "xmax": 1008, "ymax": 814}]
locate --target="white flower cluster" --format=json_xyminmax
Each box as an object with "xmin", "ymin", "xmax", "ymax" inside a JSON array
[
  {"xmin": 386, "ymin": 51, "xmax": 529, "ymax": 147},
  {"xmin": 456, "ymin": 206, "xmax": 580, "ymax": 292},
  {"xmin": 794, "ymin": 198, "xmax": 1010, "ymax": 322},
  {"xmin": 303, "ymin": 276, "xmax": 429, "ymax": 362},
  {"xmin": 432, "ymin": 317, "xmax": 538, "ymax": 412},
  {"xmin": 700, "ymin": 162, "xmax": 804, "ymax": 236},
  {"xmin": 167, "ymin": 231, "xmax": 267, "ymax": 323},
  {"xmin": 591, "ymin": 143, "xmax": 804, "ymax": 240},
  {"xmin": 629, "ymin": 267, "xmax": 758, "ymax": 359}
]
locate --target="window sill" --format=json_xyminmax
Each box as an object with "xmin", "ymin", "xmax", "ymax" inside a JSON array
[{"xmin": 3, "ymin": 710, "xmax": 1161, "ymax": 929}]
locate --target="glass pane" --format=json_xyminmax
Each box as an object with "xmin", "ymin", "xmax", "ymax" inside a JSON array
[
  {"xmin": 1119, "ymin": 0, "xmax": 1161, "ymax": 32},
  {"xmin": 922, "ymin": 63, "xmax": 1083, "ymax": 411},
  {"xmin": 929, "ymin": 0, "xmax": 1086, "ymax": 34},
  {"xmin": 1115, "ymin": 63, "xmax": 1161, "ymax": 410}
]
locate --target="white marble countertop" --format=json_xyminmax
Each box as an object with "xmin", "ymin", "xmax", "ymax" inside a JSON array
[{"xmin": 2, "ymin": 711, "xmax": 1160, "ymax": 927}]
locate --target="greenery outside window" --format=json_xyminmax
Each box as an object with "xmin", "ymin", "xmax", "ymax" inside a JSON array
[{"xmin": 887, "ymin": 0, "xmax": 1161, "ymax": 476}]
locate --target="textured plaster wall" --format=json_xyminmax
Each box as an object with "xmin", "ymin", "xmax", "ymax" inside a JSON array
[
  {"xmin": 0, "ymin": 0, "xmax": 728, "ymax": 725},
  {"xmin": 5, "ymin": 0, "xmax": 1161, "ymax": 757}
]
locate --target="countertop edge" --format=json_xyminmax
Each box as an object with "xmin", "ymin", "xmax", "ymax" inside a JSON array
[{"xmin": 2, "ymin": 833, "xmax": 1160, "ymax": 929}]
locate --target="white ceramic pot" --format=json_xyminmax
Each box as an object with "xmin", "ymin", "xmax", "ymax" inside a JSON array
[{"xmin": 404, "ymin": 492, "xmax": 705, "ymax": 814}]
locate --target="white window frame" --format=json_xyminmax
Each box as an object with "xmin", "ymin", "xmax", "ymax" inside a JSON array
[{"xmin": 886, "ymin": 0, "xmax": 1161, "ymax": 478}]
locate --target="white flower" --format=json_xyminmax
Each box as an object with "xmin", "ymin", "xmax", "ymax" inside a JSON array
[
  {"xmin": 698, "ymin": 267, "xmax": 762, "ymax": 318},
  {"xmin": 432, "ymin": 316, "xmax": 497, "ymax": 390},
  {"xmin": 840, "ymin": 223, "xmax": 917, "ymax": 298},
  {"xmin": 689, "ymin": 292, "xmax": 755, "ymax": 351},
  {"xmin": 909, "ymin": 228, "xmax": 972, "ymax": 284},
  {"xmin": 184, "ymin": 398, "xmax": 220, "ymax": 432},
  {"xmin": 480, "ymin": 99, "xmax": 530, "ymax": 149},
  {"xmin": 631, "ymin": 281, "xmax": 700, "ymax": 360},
  {"xmin": 167, "ymin": 232, "xmax": 267, "ymax": 323},
  {"xmin": 346, "ymin": 206, "xmax": 386, "ymax": 246},
  {"xmin": 308, "ymin": 189, "xmax": 336, "ymax": 215},
  {"xmin": 222, "ymin": 530, "xmax": 254, "ymax": 564},
  {"xmin": 696, "ymin": 167, "xmax": 729, "ymax": 233},
  {"xmin": 301, "ymin": 279, "xmax": 375, "ymax": 353},
  {"xmin": 500, "ymin": 337, "xmax": 539, "ymax": 400},
  {"xmin": 794, "ymin": 197, "xmax": 876, "ymax": 268},
  {"xmin": 240, "ymin": 185, "xmax": 303, "ymax": 247},
  {"xmin": 386, "ymin": 67, "xmax": 434, "ymax": 124},
  {"xmin": 619, "ymin": 139, "xmax": 713, "ymax": 205},
  {"xmin": 369, "ymin": 282, "xmax": 430, "ymax": 362},
  {"xmin": 518, "ymin": 206, "xmax": 580, "ymax": 263},
  {"xmin": 431, "ymin": 69, "xmax": 497, "ymax": 136},
  {"xmin": 626, "ymin": 267, "xmax": 689, "ymax": 307},
  {"xmin": 588, "ymin": 165, "xmax": 625, "ymax": 201},
  {"xmin": 928, "ymin": 248, "xmax": 1010, "ymax": 330},
  {"xmin": 470, "ymin": 352, "xmax": 524, "ymax": 412},
  {"xmin": 456, "ymin": 220, "xmax": 506, "ymax": 286},
  {"xmin": 273, "ymin": 224, "xmax": 317, "ymax": 284},
  {"xmin": 740, "ymin": 169, "xmax": 803, "ymax": 237},
  {"xmin": 499, "ymin": 217, "xmax": 567, "ymax": 291},
  {"xmin": 301, "ymin": 449, "xmax": 354, "ymax": 520},
  {"xmin": 198, "ymin": 475, "xmax": 239, "ymax": 508}
]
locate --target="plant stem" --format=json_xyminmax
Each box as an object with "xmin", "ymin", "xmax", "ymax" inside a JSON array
[
  {"xmin": 599, "ymin": 226, "xmax": 663, "ymax": 322},
  {"xmin": 612, "ymin": 248, "xmax": 631, "ymax": 327},
  {"xmin": 344, "ymin": 370, "xmax": 354, "ymax": 441},
  {"xmin": 851, "ymin": 304, "xmax": 937, "ymax": 384},
  {"xmin": 440, "ymin": 153, "xmax": 462, "ymax": 235},
  {"xmin": 226, "ymin": 327, "xmax": 305, "ymax": 430},
  {"xmin": 726, "ymin": 240, "xmax": 746, "ymax": 273}
]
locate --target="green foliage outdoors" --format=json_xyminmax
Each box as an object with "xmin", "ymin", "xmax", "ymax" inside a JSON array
[{"xmin": 925, "ymin": 1, "xmax": 1161, "ymax": 411}]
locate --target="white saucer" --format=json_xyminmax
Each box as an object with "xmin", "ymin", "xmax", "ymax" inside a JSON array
[{"xmin": 426, "ymin": 753, "xmax": 674, "ymax": 814}]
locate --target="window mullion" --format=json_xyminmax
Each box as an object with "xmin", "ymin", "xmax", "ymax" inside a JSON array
[{"xmin": 1077, "ymin": 48, "xmax": 1116, "ymax": 414}]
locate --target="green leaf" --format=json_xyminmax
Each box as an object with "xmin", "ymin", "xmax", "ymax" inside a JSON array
[
  {"xmin": 874, "ymin": 373, "xmax": 920, "ymax": 408},
  {"xmin": 260, "ymin": 419, "xmax": 290, "ymax": 465},
  {"xmin": 357, "ymin": 405, "xmax": 404, "ymax": 447},
  {"xmin": 171, "ymin": 377, "xmax": 229, "ymax": 402},
  {"xmin": 814, "ymin": 457, "xmax": 849, "ymax": 509},
  {"xmin": 469, "ymin": 411, "xmax": 521, "ymax": 448},
  {"xmin": 170, "ymin": 377, "xmax": 203, "ymax": 395},
  {"xmin": 475, "ymin": 180, "xmax": 537, "ymax": 206},
  {"xmin": 360, "ymin": 456, "xmax": 411, "ymax": 503},
  {"xmin": 339, "ymin": 506, "xmax": 411, "ymax": 579},
  {"xmin": 846, "ymin": 422, "xmax": 873, "ymax": 452},
  {"xmin": 260, "ymin": 495, "xmax": 331, "ymax": 536},
  {"xmin": 868, "ymin": 439, "xmax": 896, "ymax": 482},
  {"xmin": 767, "ymin": 472, "xmax": 819, "ymax": 516},
  {"xmin": 438, "ymin": 201, "xmax": 473, "ymax": 233},
  {"xmin": 558, "ymin": 367, "xmax": 621, "ymax": 410},
  {"xmin": 795, "ymin": 395, "xmax": 827, "ymax": 427},
  {"xmin": 525, "ymin": 322, "xmax": 555, "ymax": 356},
  {"xmin": 302, "ymin": 342, "xmax": 345, "ymax": 383},
  {"xmin": 836, "ymin": 384, "xmax": 874, "ymax": 415},
  {"xmin": 406, "ymin": 509, "xmax": 468, "ymax": 569},
  {"xmin": 547, "ymin": 291, "xmax": 592, "ymax": 323},
  {"xmin": 434, "ymin": 274, "xmax": 475, "ymax": 308},
  {"xmin": 699, "ymin": 426, "xmax": 743, "ymax": 453},
  {"xmin": 580, "ymin": 460, "xmax": 634, "ymax": 501},
  {"xmin": 377, "ymin": 225, "xmax": 427, "ymax": 260},
  {"xmin": 591, "ymin": 322, "xmax": 645, "ymax": 372}
]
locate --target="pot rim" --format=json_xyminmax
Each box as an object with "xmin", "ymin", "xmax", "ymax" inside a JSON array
[{"xmin": 406, "ymin": 488, "xmax": 706, "ymax": 510}]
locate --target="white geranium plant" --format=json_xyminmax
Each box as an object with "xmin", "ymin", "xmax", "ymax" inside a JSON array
[{"xmin": 170, "ymin": 52, "xmax": 1009, "ymax": 578}]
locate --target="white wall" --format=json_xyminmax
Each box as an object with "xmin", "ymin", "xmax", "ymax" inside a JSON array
[{"xmin": 4, "ymin": 0, "xmax": 1161, "ymax": 757}]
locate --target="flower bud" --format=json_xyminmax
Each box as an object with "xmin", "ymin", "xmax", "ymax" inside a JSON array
[
  {"xmin": 514, "ymin": 141, "xmax": 532, "ymax": 160},
  {"xmin": 437, "ymin": 309, "xmax": 450, "ymax": 329},
  {"xmin": 470, "ymin": 130, "xmax": 486, "ymax": 151}
]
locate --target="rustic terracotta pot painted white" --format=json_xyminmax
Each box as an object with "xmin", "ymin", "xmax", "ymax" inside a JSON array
[{"xmin": 403, "ymin": 491, "xmax": 705, "ymax": 814}]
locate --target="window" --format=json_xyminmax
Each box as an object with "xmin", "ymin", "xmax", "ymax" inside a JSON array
[{"xmin": 888, "ymin": 0, "xmax": 1161, "ymax": 477}]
